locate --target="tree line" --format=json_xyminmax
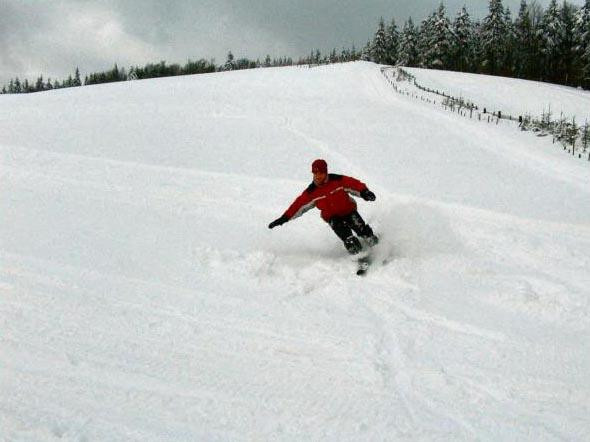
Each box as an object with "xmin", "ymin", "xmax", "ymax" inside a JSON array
[
  {"xmin": 1, "ymin": 48, "xmax": 363, "ymax": 94},
  {"xmin": 364, "ymin": 0, "xmax": 590, "ymax": 89},
  {"xmin": 0, "ymin": 55, "xmax": 302, "ymax": 94},
  {"xmin": 1, "ymin": 46, "xmax": 370, "ymax": 94},
  {"xmin": 2, "ymin": 0, "xmax": 589, "ymax": 94},
  {"xmin": 1, "ymin": 68, "xmax": 83, "ymax": 94}
]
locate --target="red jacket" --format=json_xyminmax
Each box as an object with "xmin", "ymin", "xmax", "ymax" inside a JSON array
[{"xmin": 283, "ymin": 174, "xmax": 368, "ymax": 222}]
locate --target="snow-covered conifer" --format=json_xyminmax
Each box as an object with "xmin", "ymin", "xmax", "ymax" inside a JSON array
[
  {"xmin": 417, "ymin": 12, "xmax": 436, "ymax": 67},
  {"xmin": 515, "ymin": 0, "xmax": 538, "ymax": 79},
  {"xmin": 371, "ymin": 18, "xmax": 389, "ymax": 63},
  {"xmin": 361, "ymin": 41, "xmax": 372, "ymax": 61},
  {"xmin": 539, "ymin": 0, "xmax": 564, "ymax": 81},
  {"xmin": 574, "ymin": 0, "xmax": 590, "ymax": 87},
  {"xmin": 329, "ymin": 48, "xmax": 338, "ymax": 63},
  {"xmin": 35, "ymin": 76, "xmax": 44, "ymax": 92},
  {"xmin": 452, "ymin": 6, "xmax": 474, "ymax": 72},
  {"xmin": 469, "ymin": 20, "xmax": 484, "ymax": 72},
  {"xmin": 481, "ymin": 0, "xmax": 508, "ymax": 75},
  {"xmin": 503, "ymin": 7, "xmax": 518, "ymax": 76},
  {"xmin": 74, "ymin": 67, "xmax": 82, "ymax": 87},
  {"xmin": 584, "ymin": 44, "xmax": 590, "ymax": 86},
  {"xmin": 428, "ymin": 3, "xmax": 453, "ymax": 69},
  {"xmin": 385, "ymin": 18, "xmax": 400, "ymax": 65},
  {"xmin": 225, "ymin": 51, "xmax": 236, "ymax": 71},
  {"xmin": 398, "ymin": 17, "xmax": 419, "ymax": 67},
  {"xmin": 559, "ymin": 1, "xmax": 577, "ymax": 84}
]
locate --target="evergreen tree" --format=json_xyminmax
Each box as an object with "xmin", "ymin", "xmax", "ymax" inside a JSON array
[
  {"xmin": 14, "ymin": 78, "xmax": 22, "ymax": 93},
  {"xmin": 329, "ymin": 48, "xmax": 338, "ymax": 63},
  {"xmin": 235, "ymin": 58, "xmax": 255, "ymax": 70},
  {"xmin": 371, "ymin": 18, "xmax": 389, "ymax": 63},
  {"xmin": 361, "ymin": 40, "xmax": 372, "ymax": 61},
  {"xmin": 428, "ymin": 3, "xmax": 453, "ymax": 69},
  {"xmin": 112, "ymin": 63, "xmax": 127, "ymax": 81},
  {"xmin": 574, "ymin": 0, "xmax": 590, "ymax": 87},
  {"xmin": 74, "ymin": 67, "xmax": 82, "ymax": 86},
  {"xmin": 514, "ymin": 0, "xmax": 537, "ymax": 79},
  {"xmin": 481, "ymin": 0, "xmax": 508, "ymax": 75},
  {"xmin": 452, "ymin": 6, "xmax": 474, "ymax": 72},
  {"xmin": 385, "ymin": 17, "xmax": 400, "ymax": 64},
  {"xmin": 502, "ymin": 7, "xmax": 517, "ymax": 76},
  {"xmin": 417, "ymin": 12, "xmax": 437, "ymax": 67},
  {"xmin": 539, "ymin": 0, "xmax": 564, "ymax": 82},
  {"xmin": 470, "ymin": 20, "xmax": 485, "ymax": 72},
  {"xmin": 264, "ymin": 54, "xmax": 271, "ymax": 67},
  {"xmin": 1, "ymin": 86, "xmax": 6, "ymax": 94},
  {"xmin": 583, "ymin": 44, "xmax": 590, "ymax": 87},
  {"xmin": 398, "ymin": 17, "xmax": 419, "ymax": 67},
  {"xmin": 35, "ymin": 76, "xmax": 44, "ymax": 92},
  {"xmin": 312, "ymin": 49, "xmax": 321, "ymax": 64},
  {"xmin": 340, "ymin": 47, "xmax": 350, "ymax": 62},
  {"xmin": 224, "ymin": 51, "xmax": 235, "ymax": 70},
  {"xmin": 559, "ymin": 1, "xmax": 577, "ymax": 85}
]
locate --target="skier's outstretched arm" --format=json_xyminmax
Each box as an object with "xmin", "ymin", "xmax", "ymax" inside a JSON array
[{"xmin": 268, "ymin": 191, "xmax": 315, "ymax": 229}]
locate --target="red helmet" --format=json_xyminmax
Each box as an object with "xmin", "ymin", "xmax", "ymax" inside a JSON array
[{"xmin": 311, "ymin": 159, "xmax": 328, "ymax": 173}]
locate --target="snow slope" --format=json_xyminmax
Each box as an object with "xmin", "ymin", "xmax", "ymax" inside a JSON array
[
  {"xmin": 1, "ymin": 62, "xmax": 589, "ymax": 440},
  {"xmin": 404, "ymin": 66, "xmax": 590, "ymax": 122}
]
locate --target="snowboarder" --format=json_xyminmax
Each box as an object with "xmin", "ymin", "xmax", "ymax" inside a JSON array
[{"xmin": 268, "ymin": 159, "xmax": 378, "ymax": 255}]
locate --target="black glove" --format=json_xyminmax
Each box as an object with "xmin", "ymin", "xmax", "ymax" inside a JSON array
[
  {"xmin": 268, "ymin": 215, "xmax": 288, "ymax": 229},
  {"xmin": 360, "ymin": 189, "xmax": 376, "ymax": 201}
]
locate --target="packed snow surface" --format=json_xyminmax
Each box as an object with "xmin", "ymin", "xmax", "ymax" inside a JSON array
[
  {"xmin": 404, "ymin": 66, "xmax": 590, "ymax": 122},
  {"xmin": 1, "ymin": 62, "xmax": 589, "ymax": 441}
]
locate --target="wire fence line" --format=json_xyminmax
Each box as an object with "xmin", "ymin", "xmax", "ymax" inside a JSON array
[{"xmin": 380, "ymin": 67, "xmax": 590, "ymax": 162}]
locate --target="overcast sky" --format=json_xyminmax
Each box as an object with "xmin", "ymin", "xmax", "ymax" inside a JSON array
[{"xmin": 0, "ymin": 0, "xmax": 584, "ymax": 85}]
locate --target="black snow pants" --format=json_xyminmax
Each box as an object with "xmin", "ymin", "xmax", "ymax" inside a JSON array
[{"xmin": 328, "ymin": 210, "xmax": 374, "ymax": 242}]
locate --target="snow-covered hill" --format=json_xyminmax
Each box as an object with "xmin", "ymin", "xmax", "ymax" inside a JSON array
[{"xmin": 1, "ymin": 62, "xmax": 589, "ymax": 441}]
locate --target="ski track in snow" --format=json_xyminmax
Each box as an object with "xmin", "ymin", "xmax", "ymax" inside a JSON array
[{"xmin": 1, "ymin": 62, "xmax": 590, "ymax": 441}]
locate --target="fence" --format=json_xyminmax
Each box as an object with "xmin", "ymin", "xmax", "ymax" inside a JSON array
[{"xmin": 381, "ymin": 67, "xmax": 590, "ymax": 162}]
